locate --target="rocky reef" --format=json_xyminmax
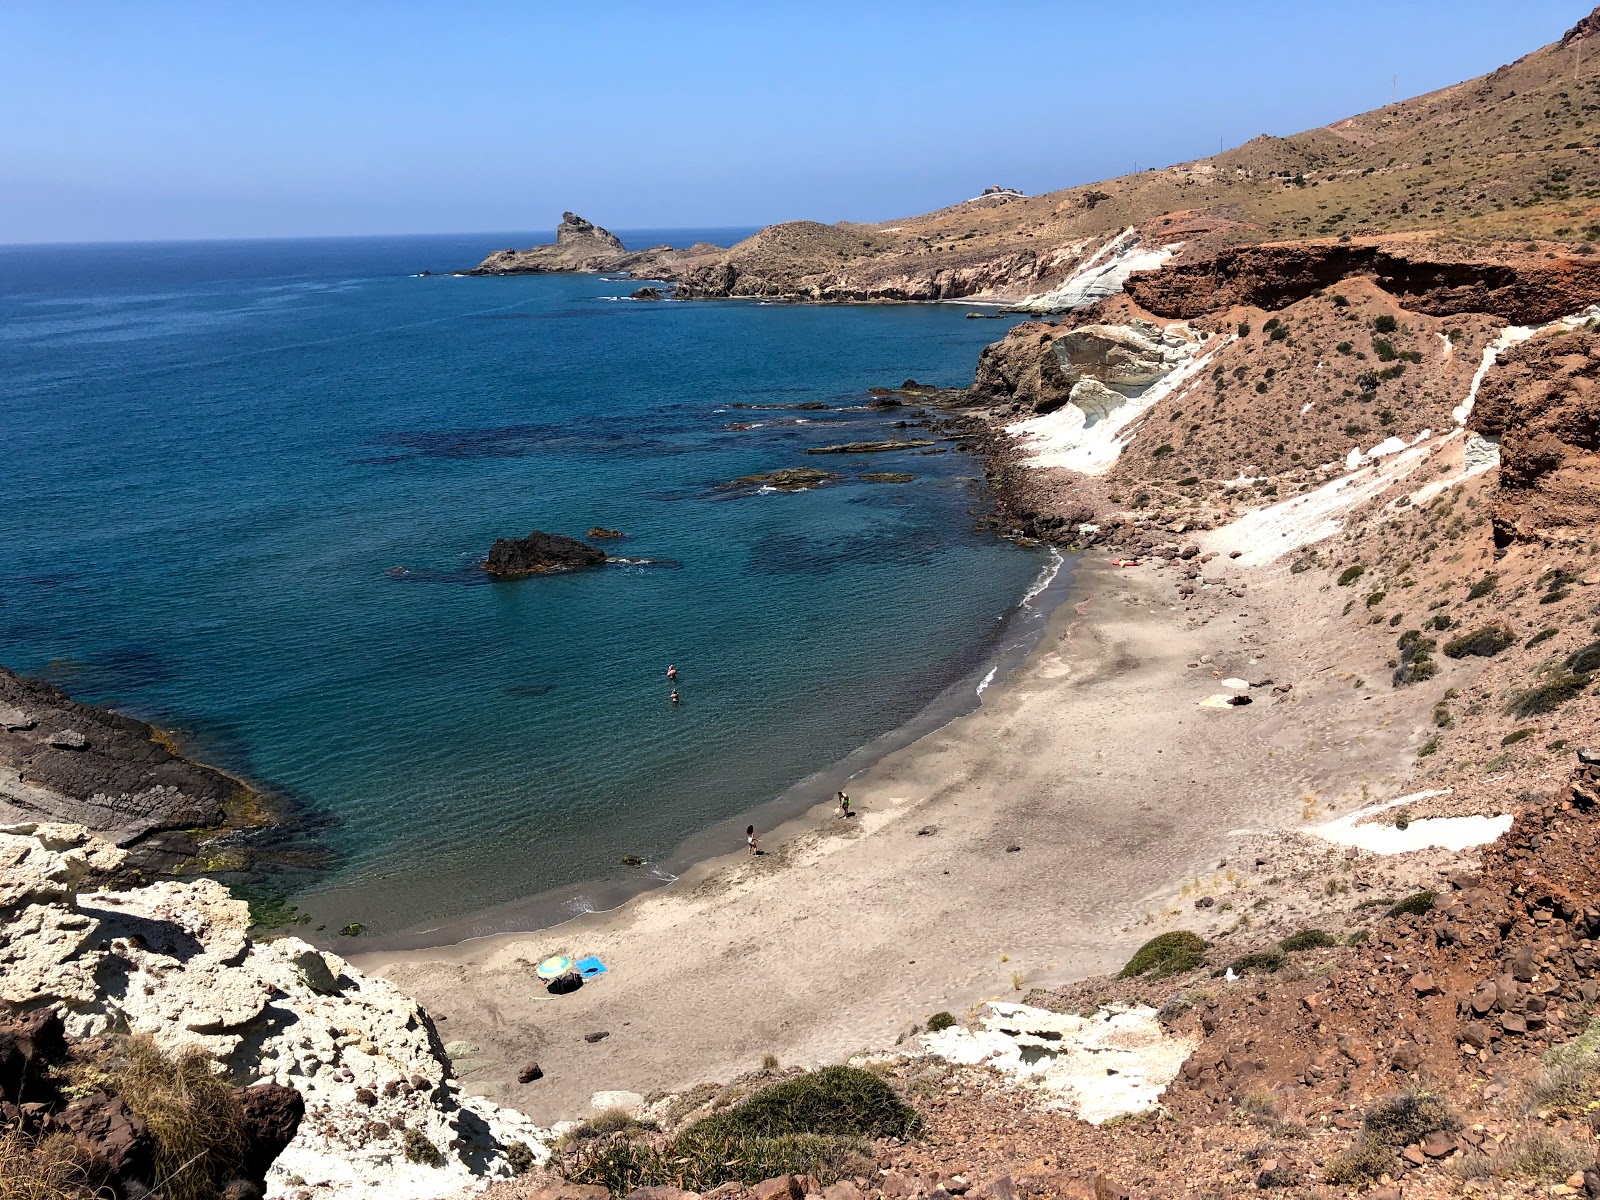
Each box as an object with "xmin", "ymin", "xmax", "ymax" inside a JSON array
[
  {"xmin": 0, "ymin": 822, "xmax": 551, "ymax": 1200},
  {"xmin": 0, "ymin": 665, "xmax": 278, "ymax": 875},
  {"xmin": 484, "ymin": 531, "xmax": 608, "ymax": 577}
]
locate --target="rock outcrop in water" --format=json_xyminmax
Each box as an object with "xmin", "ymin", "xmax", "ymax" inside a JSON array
[
  {"xmin": 466, "ymin": 214, "xmax": 726, "ymax": 279},
  {"xmin": 484, "ymin": 531, "xmax": 608, "ymax": 576},
  {"xmin": 0, "ymin": 665, "xmax": 273, "ymax": 874},
  {"xmin": 0, "ymin": 822, "xmax": 551, "ymax": 1200}
]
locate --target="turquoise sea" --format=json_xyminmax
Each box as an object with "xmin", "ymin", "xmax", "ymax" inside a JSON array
[{"xmin": 0, "ymin": 231, "xmax": 1048, "ymax": 939}]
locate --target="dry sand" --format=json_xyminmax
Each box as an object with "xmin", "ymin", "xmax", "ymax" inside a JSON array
[{"xmin": 358, "ymin": 556, "xmax": 1426, "ymax": 1125}]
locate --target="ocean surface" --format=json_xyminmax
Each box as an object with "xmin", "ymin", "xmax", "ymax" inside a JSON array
[{"xmin": 0, "ymin": 231, "xmax": 1046, "ymax": 938}]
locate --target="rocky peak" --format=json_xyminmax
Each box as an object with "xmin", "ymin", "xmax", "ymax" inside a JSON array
[
  {"xmin": 1562, "ymin": 6, "xmax": 1600, "ymax": 44},
  {"xmin": 555, "ymin": 212, "xmax": 623, "ymax": 252}
]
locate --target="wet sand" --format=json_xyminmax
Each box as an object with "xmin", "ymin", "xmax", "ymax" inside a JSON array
[{"xmin": 358, "ymin": 555, "xmax": 1423, "ymax": 1124}]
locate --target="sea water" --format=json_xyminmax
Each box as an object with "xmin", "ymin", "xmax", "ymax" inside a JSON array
[{"xmin": 0, "ymin": 231, "xmax": 1044, "ymax": 936}]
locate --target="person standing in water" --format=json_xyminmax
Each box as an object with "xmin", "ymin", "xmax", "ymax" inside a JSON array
[
  {"xmin": 666, "ymin": 664, "xmax": 677, "ymax": 682},
  {"xmin": 670, "ymin": 689, "xmax": 680, "ymax": 705}
]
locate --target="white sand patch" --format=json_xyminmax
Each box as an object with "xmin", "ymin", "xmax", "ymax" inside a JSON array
[
  {"xmin": 1011, "ymin": 228, "xmax": 1182, "ymax": 312},
  {"xmin": 1309, "ymin": 790, "xmax": 1513, "ymax": 854},
  {"xmin": 1219, "ymin": 678, "xmax": 1250, "ymax": 690},
  {"xmin": 1007, "ymin": 331, "xmax": 1222, "ymax": 475},
  {"xmin": 1203, "ymin": 434, "xmax": 1440, "ymax": 566},
  {"xmin": 1438, "ymin": 331, "xmax": 1454, "ymax": 360},
  {"xmin": 919, "ymin": 1002, "xmax": 1196, "ymax": 1125}
]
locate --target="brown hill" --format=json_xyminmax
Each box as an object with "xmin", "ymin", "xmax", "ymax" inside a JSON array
[{"xmin": 640, "ymin": 7, "xmax": 1600, "ymax": 303}]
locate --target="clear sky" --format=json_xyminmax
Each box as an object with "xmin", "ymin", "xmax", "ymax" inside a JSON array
[{"xmin": 1, "ymin": 1, "xmax": 1591, "ymax": 244}]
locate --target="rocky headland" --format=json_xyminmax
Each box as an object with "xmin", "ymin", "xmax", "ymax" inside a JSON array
[
  {"xmin": 0, "ymin": 665, "xmax": 283, "ymax": 876},
  {"xmin": 465, "ymin": 214, "xmax": 725, "ymax": 279}
]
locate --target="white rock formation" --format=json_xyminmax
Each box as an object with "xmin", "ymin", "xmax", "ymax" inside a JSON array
[
  {"xmin": 0, "ymin": 822, "xmax": 551, "ymax": 1200},
  {"xmin": 918, "ymin": 1002, "xmax": 1196, "ymax": 1125},
  {"xmin": 1010, "ymin": 229, "xmax": 1182, "ymax": 312},
  {"xmin": 1007, "ymin": 323, "xmax": 1222, "ymax": 475}
]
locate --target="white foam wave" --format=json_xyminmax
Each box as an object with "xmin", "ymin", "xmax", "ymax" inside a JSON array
[
  {"xmin": 1022, "ymin": 548, "xmax": 1065, "ymax": 608},
  {"xmin": 976, "ymin": 666, "xmax": 998, "ymax": 698}
]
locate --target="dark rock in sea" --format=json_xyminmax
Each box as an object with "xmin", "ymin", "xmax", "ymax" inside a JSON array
[
  {"xmin": 630, "ymin": 286, "xmax": 663, "ymax": 301},
  {"xmin": 717, "ymin": 467, "xmax": 839, "ymax": 493},
  {"xmin": 586, "ymin": 527, "xmax": 625, "ymax": 540},
  {"xmin": 803, "ymin": 440, "xmax": 935, "ymax": 455},
  {"xmin": 794, "ymin": 401, "xmax": 830, "ymax": 411},
  {"xmin": 621, "ymin": 854, "xmax": 645, "ymax": 866},
  {"xmin": 484, "ymin": 530, "xmax": 608, "ymax": 577},
  {"xmin": 868, "ymin": 396, "xmax": 904, "ymax": 408},
  {"xmin": 858, "ymin": 473, "xmax": 916, "ymax": 483}
]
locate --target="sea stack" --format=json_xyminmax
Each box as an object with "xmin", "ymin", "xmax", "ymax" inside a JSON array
[{"xmin": 483, "ymin": 530, "xmax": 608, "ymax": 576}]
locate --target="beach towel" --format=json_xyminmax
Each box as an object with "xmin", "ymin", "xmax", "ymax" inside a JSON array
[{"xmin": 575, "ymin": 956, "xmax": 608, "ymax": 979}]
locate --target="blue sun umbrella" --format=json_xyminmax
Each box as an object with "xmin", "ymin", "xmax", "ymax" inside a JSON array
[{"xmin": 535, "ymin": 954, "xmax": 574, "ymax": 980}]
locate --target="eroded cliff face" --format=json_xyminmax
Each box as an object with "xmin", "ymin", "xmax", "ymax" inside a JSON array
[
  {"xmin": 0, "ymin": 822, "xmax": 551, "ymax": 1200},
  {"xmin": 1124, "ymin": 240, "xmax": 1600, "ymax": 325},
  {"xmin": 1471, "ymin": 329, "xmax": 1600, "ymax": 546}
]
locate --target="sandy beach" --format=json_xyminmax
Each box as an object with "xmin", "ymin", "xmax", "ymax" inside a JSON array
[{"xmin": 360, "ymin": 553, "xmax": 1427, "ymax": 1125}]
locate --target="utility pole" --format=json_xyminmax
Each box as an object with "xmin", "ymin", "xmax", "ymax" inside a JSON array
[{"xmin": 1391, "ymin": 74, "xmax": 1398, "ymax": 105}]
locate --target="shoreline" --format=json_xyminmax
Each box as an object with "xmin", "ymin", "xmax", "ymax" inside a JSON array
[
  {"xmin": 358, "ymin": 546, "xmax": 1417, "ymax": 1124},
  {"xmin": 363, "ymin": 546, "xmax": 1073, "ymax": 953}
]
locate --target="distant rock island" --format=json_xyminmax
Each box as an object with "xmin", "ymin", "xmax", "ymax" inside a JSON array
[
  {"xmin": 483, "ymin": 530, "xmax": 608, "ymax": 576},
  {"xmin": 466, "ymin": 213, "xmax": 725, "ymax": 278}
]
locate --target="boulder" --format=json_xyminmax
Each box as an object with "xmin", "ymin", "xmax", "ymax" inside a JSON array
[
  {"xmin": 630, "ymin": 287, "xmax": 663, "ymax": 301},
  {"xmin": 235, "ymin": 1083, "xmax": 305, "ymax": 1185},
  {"xmin": 51, "ymin": 1094, "xmax": 152, "ymax": 1179},
  {"xmin": 290, "ymin": 947, "xmax": 342, "ymax": 995},
  {"xmin": 485, "ymin": 531, "xmax": 608, "ymax": 577},
  {"xmin": 48, "ymin": 729, "xmax": 88, "ymax": 750}
]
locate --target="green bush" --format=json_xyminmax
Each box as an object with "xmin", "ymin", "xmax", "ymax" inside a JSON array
[
  {"xmin": 1337, "ymin": 564, "xmax": 1365, "ymax": 586},
  {"xmin": 1362, "ymin": 1092, "xmax": 1459, "ymax": 1147},
  {"xmin": 687, "ymin": 1066, "xmax": 922, "ymax": 1142},
  {"xmin": 567, "ymin": 1131, "xmax": 873, "ymax": 1196},
  {"xmin": 1502, "ymin": 728, "xmax": 1534, "ymax": 746},
  {"xmin": 1373, "ymin": 314, "xmax": 1398, "ymax": 334},
  {"xmin": 403, "ymin": 1127, "xmax": 445, "ymax": 1168},
  {"xmin": 1237, "ymin": 321, "xmax": 1251, "ymax": 337},
  {"xmin": 1119, "ymin": 931, "xmax": 1206, "ymax": 979},
  {"xmin": 1527, "ymin": 628, "xmax": 1558, "ymax": 648},
  {"xmin": 1388, "ymin": 892, "xmax": 1437, "ymax": 918},
  {"xmin": 1332, "ymin": 294, "xmax": 1350, "ymax": 307},
  {"xmin": 1227, "ymin": 949, "xmax": 1286, "ymax": 974},
  {"xmin": 1443, "ymin": 624, "xmax": 1515, "ymax": 658},
  {"xmin": 1152, "ymin": 444, "xmax": 1174, "ymax": 457},
  {"xmin": 1365, "ymin": 590, "xmax": 1387, "ymax": 608},
  {"xmin": 1417, "ymin": 735, "xmax": 1442, "ymax": 757},
  {"xmin": 1467, "ymin": 573, "xmax": 1499, "ymax": 600},
  {"xmin": 1280, "ymin": 929, "xmax": 1337, "ymax": 952},
  {"xmin": 1372, "ymin": 336, "xmax": 1398, "ymax": 361},
  {"xmin": 1565, "ymin": 640, "xmax": 1600, "ymax": 674},
  {"xmin": 924, "ymin": 1011, "xmax": 955, "ymax": 1032},
  {"xmin": 1509, "ymin": 671, "xmax": 1592, "ymax": 718}
]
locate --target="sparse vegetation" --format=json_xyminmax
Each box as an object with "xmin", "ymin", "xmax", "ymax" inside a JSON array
[
  {"xmin": 1443, "ymin": 624, "xmax": 1515, "ymax": 658},
  {"xmin": 1509, "ymin": 669, "xmax": 1592, "ymax": 717},
  {"xmin": 924, "ymin": 1011, "xmax": 956, "ymax": 1033},
  {"xmin": 1119, "ymin": 931, "xmax": 1206, "ymax": 979},
  {"xmin": 1337, "ymin": 564, "xmax": 1365, "ymax": 586},
  {"xmin": 1279, "ymin": 929, "xmax": 1337, "ymax": 952},
  {"xmin": 403, "ymin": 1127, "xmax": 445, "ymax": 1168},
  {"xmin": 1388, "ymin": 891, "xmax": 1437, "ymax": 918},
  {"xmin": 1467, "ymin": 573, "xmax": 1499, "ymax": 600}
]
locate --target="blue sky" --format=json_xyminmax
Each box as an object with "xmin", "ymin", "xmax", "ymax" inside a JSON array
[{"xmin": 0, "ymin": 1, "xmax": 1590, "ymax": 243}]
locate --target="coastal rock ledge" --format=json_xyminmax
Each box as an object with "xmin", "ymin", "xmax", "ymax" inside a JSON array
[
  {"xmin": 485, "ymin": 530, "xmax": 608, "ymax": 576},
  {"xmin": 0, "ymin": 821, "xmax": 553, "ymax": 1200}
]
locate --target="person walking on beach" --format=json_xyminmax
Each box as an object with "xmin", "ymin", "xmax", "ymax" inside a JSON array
[
  {"xmin": 666, "ymin": 664, "xmax": 677, "ymax": 682},
  {"xmin": 746, "ymin": 824, "xmax": 759, "ymax": 855}
]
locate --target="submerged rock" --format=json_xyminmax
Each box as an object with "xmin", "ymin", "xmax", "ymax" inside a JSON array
[
  {"xmin": 586, "ymin": 527, "xmax": 625, "ymax": 540},
  {"xmin": 718, "ymin": 467, "xmax": 839, "ymax": 493},
  {"xmin": 858, "ymin": 472, "xmax": 917, "ymax": 483},
  {"xmin": 803, "ymin": 440, "xmax": 935, "ymax": 454},
  {"xmin": 485, "ymin": 531, "xmax": 608, "ymax": 576}
]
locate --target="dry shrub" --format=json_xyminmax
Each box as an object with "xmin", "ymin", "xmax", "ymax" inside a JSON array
[
  {"xmin": 112, "ymin": 1036, "xmax": 248, "ymax": 1200},
  {"xmin": 1492, "ymin": 1129, "xmax": 1590, "ymax": 1181},
  {"xmin": 0, "ymin": 1130, "xmax": 103, "ymax": 1200}
]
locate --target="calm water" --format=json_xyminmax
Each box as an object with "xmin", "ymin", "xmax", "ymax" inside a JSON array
[{"xmin": 0, "ymin": 231, "xmax": 1043, "ymax": 936}]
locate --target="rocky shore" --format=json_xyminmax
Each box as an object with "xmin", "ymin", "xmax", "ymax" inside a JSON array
[{"xmin": 0, "ymin": 665, "xmax": 286, "ymax": 876}]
